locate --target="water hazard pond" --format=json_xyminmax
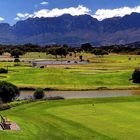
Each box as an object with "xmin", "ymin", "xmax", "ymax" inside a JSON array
[{"xmin": 20, "ymin": 90, "xmax": 140, "ymax": 99}]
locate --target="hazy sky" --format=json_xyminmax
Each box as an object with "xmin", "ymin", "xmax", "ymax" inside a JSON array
[{"xmin": 1, "ymin": 0, "xmax": 140, "ymax": 24}]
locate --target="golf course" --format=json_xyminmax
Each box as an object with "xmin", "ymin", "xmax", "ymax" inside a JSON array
[
  {"xmin": 0, "ymin": 52, "xmax": 140, "ymax": 139},
  {"xmin": 1, "ymin": 1, "xmax": 140, "ymax": 139},
  {"xmin": 1, "ymin": 96, "xmax": 140, "ymax": 140},
  {"xmin": 0, "ymin": 53, "xmax": 139, "ymax": 90}
]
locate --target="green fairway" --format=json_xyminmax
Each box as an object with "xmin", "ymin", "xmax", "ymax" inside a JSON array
[
  {"xmin": 0, "ymin": 54, "xmax": 140, "ymax": 90},
  {"xmin": 1, "ymin": 97, "xmax": 140, "ymax": 140}
]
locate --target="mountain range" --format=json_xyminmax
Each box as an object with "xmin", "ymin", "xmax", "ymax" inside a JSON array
[{"xmin": 1, "ymin": 12, "xmax": 140, "ymax": 46}]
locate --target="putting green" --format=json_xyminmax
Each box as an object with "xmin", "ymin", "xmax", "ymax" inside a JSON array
[{"xmin": 1, "ymin": 97, "xmax": 140, "ymax": 140}]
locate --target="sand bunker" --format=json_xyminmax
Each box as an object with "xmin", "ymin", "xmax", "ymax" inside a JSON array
[
  {"xmin": 0, "ymin": 122, "xmax": 20, "ymax": 131},
  {"xmin": 0, "ymin": 115, "xmax": 20, "ymax": 131}
]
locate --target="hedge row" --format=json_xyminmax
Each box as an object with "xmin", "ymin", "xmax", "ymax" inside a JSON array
[{"xmin": 0, "ymin": 100, "xmax": 35, "ymax": 111}]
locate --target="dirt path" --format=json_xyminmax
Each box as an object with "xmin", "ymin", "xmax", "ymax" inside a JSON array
[{"xmin": 20, "ymin": 90, "xmax": 140, "ymax": 99}]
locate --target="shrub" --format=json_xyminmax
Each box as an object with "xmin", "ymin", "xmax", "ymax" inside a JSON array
[
  {"xmin": 137, "ymin": 51, "xmax": 140, "ymax": 55},
  {"xmin": 79, "ymin": 55, "xmax": 83, "ymax": 61},
  {"xmin": 34, "ymin": 88, "xmax": 45, "ymax": 99},
  {"xmin": 40, "ymin": 66, "xmax": 45, "ymax": 68},
  {"xmin": 46, "ymin": 96, "xmax": 65, "ymax": 100},
  {"xmin": 0, "ymin": 81, "xmax": 20, "ymax": 103},
  {"xmin": 14, "ymin": 58, "xmax": 20, "ymax": 62},
  {"xmin": 14, "ymin": 64, "xmax": 20, "ymax": 66},
  {"xmin": 132, "ymin": 68, "xmax": 140, "ymax": 83},
  {"xmin": 0, "ymin": 68, "xmax": 8, "ymax": 74}
]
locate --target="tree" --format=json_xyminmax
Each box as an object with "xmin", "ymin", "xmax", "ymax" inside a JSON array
[
  {"xmin": 47, "ymin": 46, "xmax": 59, "ymax": 58},
  {"xmin": 47, "ymin": 46, "xmax": 68, "ymax": 58},
  {"xmin": 14, "ymin": 58, "xmax": 21, "ymax": 66},
  {"xmin": 0, "ymin": 81, "xmax": 20, "ymax": 103},
  {"xmin": 10, "ymin": 49, "xmax": 24, "ymax": 58},
  {"xmin": 34, "ymin": 88, "xmax": 45, "ymax": 99},
  {"xmin": 79, "ymin": 55, "xmax": 83, "ymax": 61},
  {"xmin": 57, "ymin": 47, "xmax": 68, "ymax": 58},
  {"xmin": 81, "ymin": 43, "xmax": 93, "ymax": 52},
  {"xmin": 92, "ymin": 49, "xmax": 108, "ymax": 57},
  {"xmin": 0, "ymin": 49, "xmax": 4, "ymax": 55},
  {"xmin": 132, "ymin": 68, "xmax": 140, "ymax": 83}
]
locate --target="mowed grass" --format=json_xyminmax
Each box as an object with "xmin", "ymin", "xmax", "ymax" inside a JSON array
[
  {"xmin": 1, "ymin": 96, "xmax": 140, "ymax": 140},
  {"xmin": 0, "ymin": 53, "xmax": 140, "ymax": 90},
  {"xmin": 5, "ymin": 67, "xmax": 136, "ymax": 90}
]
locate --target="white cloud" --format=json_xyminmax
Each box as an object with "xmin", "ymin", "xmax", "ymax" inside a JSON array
[
  {"xmin": 0, "ymin": 17, "xmax": 4, "ymax": 21},
  {"xmin": 40, "ymin": 1, "xmax": 49, "ymax": 5},
  {"xmin": 15, "ymin": 5, "xmax": 91, "ymax": 20},
  {"xmin": 14, "ymin": 13, "xmax": 33, "ymax": 20},
  {"xmin": 34, "ymin": 5, "xmax": 90, "ymax": 18},
  {"xmin": 15, "ymin": 5, "xmax": 140, "ymax": 21},
  {"xmin": 93, "ymin": 6, "xmax": 140, "ymax": 20}
]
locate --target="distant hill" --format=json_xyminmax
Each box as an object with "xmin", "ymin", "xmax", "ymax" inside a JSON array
[{"xmin": 1, "ymin": 13, "xmax": 140, "ymax": 46}]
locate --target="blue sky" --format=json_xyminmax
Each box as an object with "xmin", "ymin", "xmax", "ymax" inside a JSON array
[{"xmin": 1, "ymin": 0, "xmax": 140, "ymax": 25}]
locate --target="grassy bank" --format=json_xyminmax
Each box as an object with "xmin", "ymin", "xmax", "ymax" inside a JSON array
[{"xmin": 1, "ymin": 96, "xmax": 140, "ymax": 139}]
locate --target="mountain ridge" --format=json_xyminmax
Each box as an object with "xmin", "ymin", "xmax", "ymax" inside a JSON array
[{"xmin": 0, "ymin": 13, "xmax": 140, "ymax": 46}]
